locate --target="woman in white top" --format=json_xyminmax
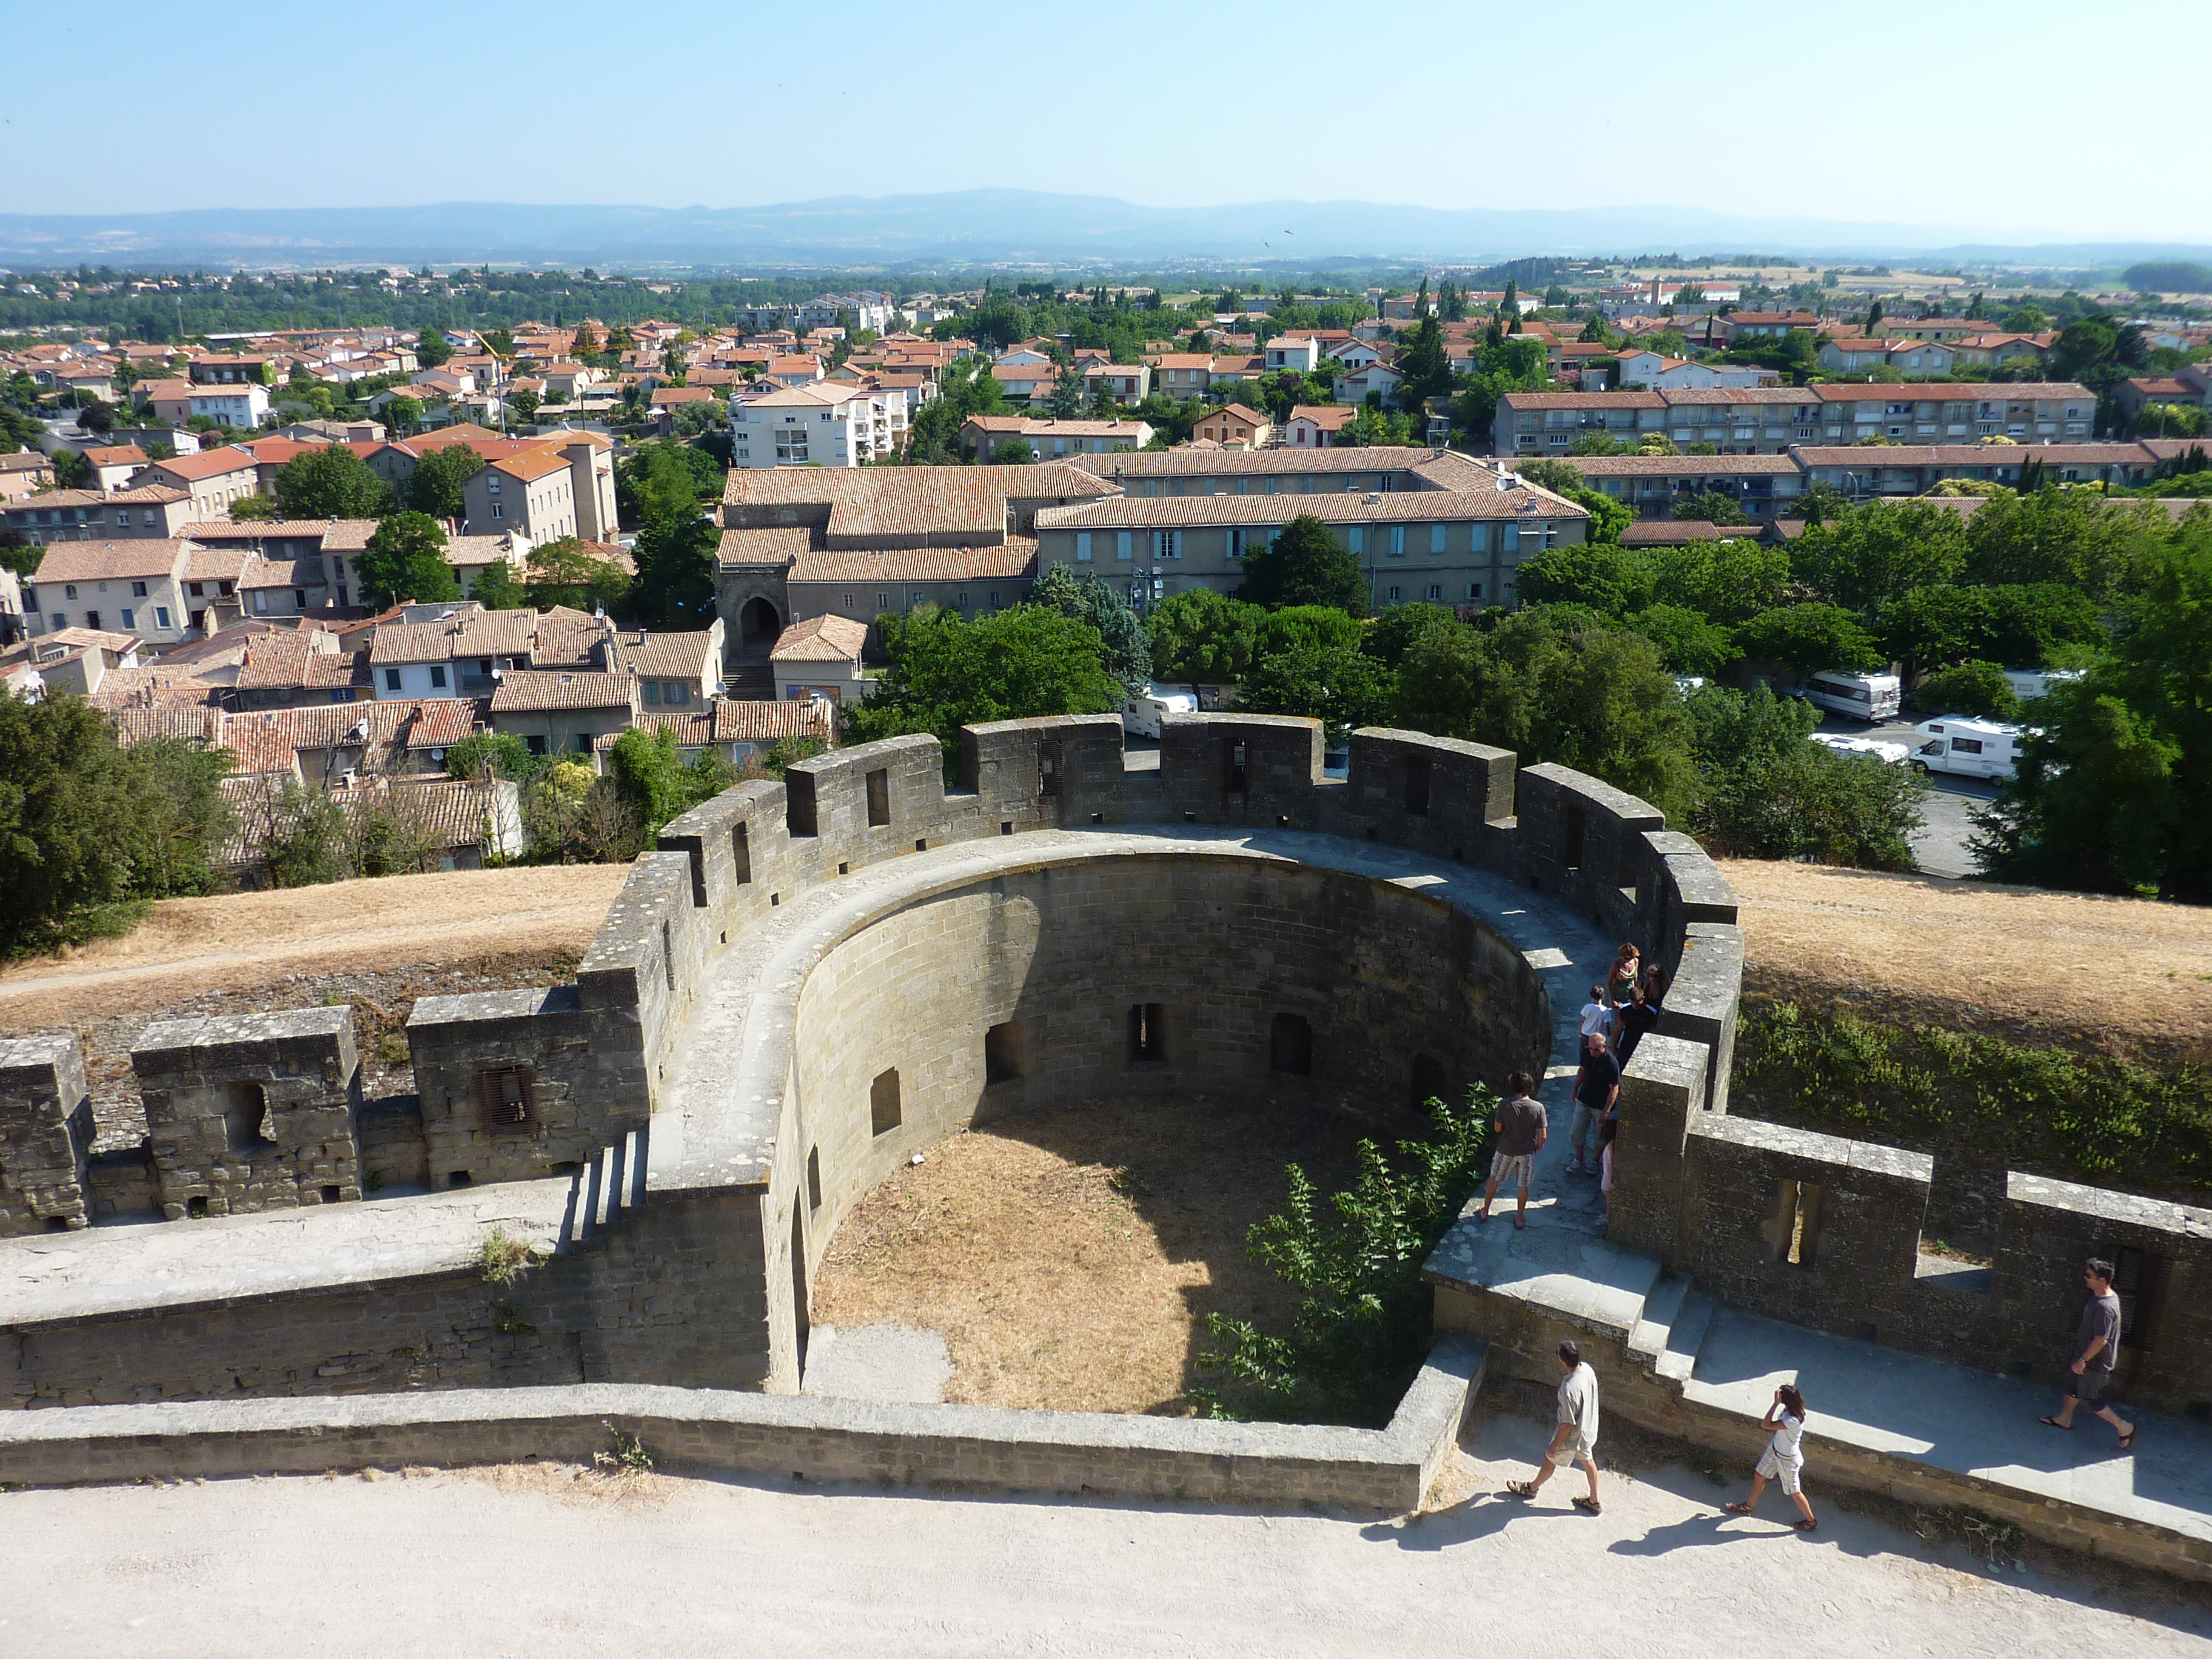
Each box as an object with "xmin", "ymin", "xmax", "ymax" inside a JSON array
[{"xmin": 1723, "ymin": 1382, "xmax": 1817, "ymax": 1531}]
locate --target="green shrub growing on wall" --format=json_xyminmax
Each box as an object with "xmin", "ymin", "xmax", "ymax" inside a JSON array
[
  {"xmin": 1194, "ymin": 1088, "xmax": 1495, "ymax": 1428},
  {"xmin": 1734, "ymin": 1003, "xmax": 2212, "ymax": 1196}
]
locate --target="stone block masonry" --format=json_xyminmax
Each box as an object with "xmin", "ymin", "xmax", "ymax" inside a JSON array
[
  {"xmin": 129, "ymin": 1008, "xmax": 363, "ymax": 1220},
  {"xmin": 0, "ymin": 1035, "xmax": 92, "ymax": 1235}
]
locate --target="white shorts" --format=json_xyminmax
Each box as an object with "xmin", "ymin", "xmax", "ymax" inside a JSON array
[
  {"xmin": 1755, "ymin": 1447, "xmax": 1803, "ymax": 1495},
  {"xmin": 1555, "ymin": 1430, "xmax": 1595, "ymax": 1463}
]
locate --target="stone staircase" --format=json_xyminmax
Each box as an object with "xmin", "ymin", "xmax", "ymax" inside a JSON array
[
  {"xmin": 563, "ymin": 1124, "xmax": 648, "ymax": 1249},
  {"xmin": 1624, "ymin": 1272, "xmax": 1714, "ymax": 1387}
]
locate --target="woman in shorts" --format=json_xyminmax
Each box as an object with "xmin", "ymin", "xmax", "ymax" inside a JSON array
[{"xmin": 1724, "ymin": 1382, "xmax": 1817, "ymax": 1531}]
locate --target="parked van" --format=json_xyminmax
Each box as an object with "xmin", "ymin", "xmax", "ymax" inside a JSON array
[
  {"xmin": 1911, "ymin": 716, "xmax": 2026, "ymax": 781},
  {"xmin": 2002, "ymin": 668, "xmax": 2085, "ymax": 703},
  {"xmin": 1798, "ymin": 670, "xmax": 1902, "ymax": 722},
  {"xmin": 1811, "ymin": 732, "xmax": 1909, "ymax": 765},
  {"xmin": 1122, "ymin": 683, "xmax": 1198, "ymax": 738}
]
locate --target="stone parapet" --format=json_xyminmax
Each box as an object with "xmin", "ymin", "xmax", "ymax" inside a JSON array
[{"xmin": 0, "ymin": 1034, "xmax": 91, "ymax": 1235}]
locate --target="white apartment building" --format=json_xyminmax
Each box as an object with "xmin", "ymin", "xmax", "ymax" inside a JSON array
[
  {"xmin": 729, "ymin": 383, "xmax": 897, "ymax": 468},
  {"xmin": 187, "ymin": 385, "xmax": 271, "ymax": 427}
]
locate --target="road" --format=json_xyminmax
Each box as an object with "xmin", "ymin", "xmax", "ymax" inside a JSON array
[{"xmin": 1816, "ymin": 711, "xmax": 1999, "ymax": 880}]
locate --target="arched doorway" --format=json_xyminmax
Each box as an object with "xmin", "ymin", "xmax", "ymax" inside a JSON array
[{"xmin": 739, "ymin": 596, "xmax": 782, "ymax": 657}]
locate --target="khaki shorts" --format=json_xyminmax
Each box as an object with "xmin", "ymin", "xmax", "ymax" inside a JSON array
[
  {"xmin": 1755, "ymin": 1447, "xmax": 1803, "ymax": 1495},
  {"xmin": 1490, "ymin": 1150, "xmax": 1536, "ymax": 1189}
]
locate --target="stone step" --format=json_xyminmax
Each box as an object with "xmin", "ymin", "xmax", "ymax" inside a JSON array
[
  {"xmin": 1656, "ymin": 1291, "xmax": 1714, "ymax": 1385},
  {"xmin": 1626, "ymin": 1272, "xmax": 1692, "ymax": 1372}
]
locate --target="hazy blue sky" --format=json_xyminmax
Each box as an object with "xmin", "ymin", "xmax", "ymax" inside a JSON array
[{"xmin": 5, "ymin": 0, "xmax": 2203, "ymax": 240}]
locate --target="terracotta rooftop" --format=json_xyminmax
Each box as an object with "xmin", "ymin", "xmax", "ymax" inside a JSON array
[
  {"xmin": 770, "ymin": 614, "xmax": 871, "ymax": 662},
  {"xmin": 489, "ymin": 669, "xmax": 637, "ymax": 713},
  {"xmin": 787, "ymin": 543, "xmax": 1039, "ymax": 584}
]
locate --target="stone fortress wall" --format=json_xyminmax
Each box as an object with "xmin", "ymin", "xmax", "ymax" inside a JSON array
[{"xmin": 1, "ymin": 712, "xmax": 2205, "ymax": 1430}]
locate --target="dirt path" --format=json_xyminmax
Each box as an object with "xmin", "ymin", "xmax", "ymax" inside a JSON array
[
  {"xmin": 0, "ymin": 866, "xmax": 627, "ymax": 1030},
  {"xmin": 4, "ymin": 1409, "xmax": 2202, "ymax": 1656},
  {"xmin": 1719, "ymin": 860, "xmax": 2212, "ymax": 1064}
]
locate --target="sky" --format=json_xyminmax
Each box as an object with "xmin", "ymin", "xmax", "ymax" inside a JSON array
[{"xmin": 5, "ymin": 0, "xmax": 2207, "ymax": 243}]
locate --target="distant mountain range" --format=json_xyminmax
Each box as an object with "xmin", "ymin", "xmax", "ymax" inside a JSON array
[{"xmin": 0, "ymin": 192, "xmax": 2204, "ymax": 269}]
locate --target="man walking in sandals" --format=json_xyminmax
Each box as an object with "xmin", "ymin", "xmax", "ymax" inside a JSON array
[
  {"xmin": 2039, "ymin": 1258, "xmax": 2137, "ymax": 1452},
  {"xmin": 1507, "ymin": 1339, "xmax": 1603, "ymax": 1515}
]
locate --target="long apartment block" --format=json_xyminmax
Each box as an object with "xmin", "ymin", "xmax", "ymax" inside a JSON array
[{"xmin": 1493, "ymin": 383, "xmax": 2096, "ymax": 457}]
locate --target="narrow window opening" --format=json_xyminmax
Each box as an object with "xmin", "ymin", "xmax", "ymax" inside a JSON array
[
  {"xmin": 1410, "ymin": 1053, "xmax": 1449, "ymax": 1112},
  {"xmin": 1128, "ymin": 1003, "xmax": 1167, "ymax": 1064},
  {"xmin": 1563, "ymin": 803, "xmax": 1587, "ymax": 871},
  {"xmin": 224, "ymin": 1080, "xmax": 275, "ymax": 1154},
  {"xmin": 838, "ymin": 861, "xmax": 850, "ymax": 876},
  {"xmin": 731, "ymin": 821, "xmax": 752, "ymax": 885},
  {"xmin": 1000, "ymin": 820, "xmax": 1014, "ymax": 836},
  {"xmin": 806, "ymin": 1147, "xmax": 822, "ymax": 1210},
  {"xmin": 870, "ymin": 1068, "xmax": 902, "ymax": 1136},
  {"xmin": 915, "ymin": 837, "xmax": 928, "ymax": 852},
  {"xmin": 448, "ymin": 1170, "xmax": 473, "ymax": 1188},
  {"xmin": 660, "ymin": 917, "xmax": 677, "ymax": 990},
  {"xmin": 790, "ymin": 1206, "xmax": 810, "ymax": 1369},
  {"xmin": 1774, "ymin": 1179, "xmax": 1823, "ymax": 1269},
  {"xmin": 985, "ymin": 1021, "xmax": 1025, "ymax": 1085},
  {"xmin": 320, "ymin": 1184, "xmax": 343, "ymax": 1204},
  {"xmin": 1039, "ymin": 741, "xmax": 1062, "ymax": 798},
  {"xmin": 1404, "ymin": 754, "xmax": 1432, "ymax": 816},
  {"xmin": 477, "ymin": 1067, "xmax": 535, "ymax": 1133},
  {"xmin": 1226, "ymin": 740, "xmax": 1247, "ymax": 794},
  {"xmin": 186, "ymin": 1195, "xmax": 209, "ymax": 1218},
  {"xmin": 2114, "ymin": 1245, "xmax": 2166, "ymax": 1352},
  {"xmin": 865, "ymin": 768, "xmax": 890, "ymax": 826},
  {"xmin": 1269, "ymin": 1012, "xmax": 1313, "ymax": 1076}
]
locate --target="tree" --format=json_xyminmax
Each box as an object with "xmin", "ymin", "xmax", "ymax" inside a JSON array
[
  {"xmin": 1789, "ymin": 500, "xmax": 1969, "ymax": 615},
  {"xmin": 1391, "ymin": 611, "xmax": 1698, "ymax": 817},
  {"xmin": 606, "ymin": 726, "xmax": 737, "ymax": 839},
  {"xmin": 354, "ymin": 512, "xmax": 458, "ymax": 606},
  {"xmin": 50, "ymin": 450, "xmax": 92, "ymax": 490},
  {"xmin": 469, "ymin": 558, "xmax": 526, "ymax": 610},
  {"xmin": 406, "ymin": 441, "xmax": 486, "ymax": 518},
  {"xmin": 1030, "ymin": 563, "xmax": 1152, "ymax": 691},
  {"xmin": 1238, "ymin": 640, "xmax": 1394, "ymax": 743},
  {"xmin": 1878, "ymin": 582, "xmax": 2105, "ymax": 675},
  {"xmin": 843, "ymin": 605, "xmax": 1120, "ymax": 760},
  {"xmin": 381, "ymin": 396, "xmax": 423, "ymax": 435},
  {"xmin": 1049, "ymin": 367, "xmax": 1087, "ymax": 418},
  {"xmin": 1684, "ymin": 683, "xmax": 1924, "ymax": 869},
  {"xmin": 1516, "ymin": 459, "xmax": 1635, "ymax": 544},
  {"xmin": 1515, "ymin": 542, "xmax": 1654, "ymax": 615},
  {"xmin": 227, "ymin": 494, "xmax": 280, "ymax": 521},
  {"xmin": 569, "ymin": 323, "xmax": 598, "ymax": 360},
  {"xmin": 1960, "ymin": 488, "xmax": 2142, "ymax": 596},
  {"xmin": 2000, "ymin": 304, "xmax": 2047, "ymax": 333},
  {"xmin": 1643, "ymin": 537, "xmax": 1791, "ymax": 626},
  {"xmin": 525, "ymin": 537, "xmax": 632, "ymax": 614},
  {"xmin": 1147, "ymin": 588, "xmax": 1263, "ymax": 683},
  {"xmin": 1975, "ymin": 526, "xmax": 2212, "ymax": 900},
  {"xmin": 630, "ymin": 509, "xmax": 716, "ymax": 629},
  {"xmin": 415, "ymin": 329, "xmax": 452, "ymax": 369},
  {"xmin": 1736, "ymin": 603, "xmax": 1882, "ymax": 672},
  {"xmin": 2050, "ymin": 320, "xmax": 2117, "ymax": 382},
  {"xmin": 1362, "ymin": 602, "xmax": 1459, "ymax": 666},
  {"xmin": 1570, "ymin": 431, "xmax": 1632, "ymax": 456},
  {"xmin": 1914, "ymin": 660, "xmax": 2019, "ymax": 720},
  {"xmin": 275, "ymin": 445, "xmax": 393, "ymax": 518},
  {"xmin": 1672, "ymin": 489, "xmax": 1749, "ymax": 527},
  {"xmin": 1626, "ymin": 602, "xmax": 1738, "ymax": 677},
  {"xmin": 1238, "ymin": 514, "xmax": 1366, "ymax": 613},
  {"xmin": 507, "ymin": 388, "xmax": 539, "ymax": 424},
  {"xmin": 990, "ymin": 438, "xmax": 1034, "ymax": 465},
  {"xmin": 0, "ymin": 697, "xmax": 234, "ymax": 951},
  {"xmin": 1390, "ymin": 315, "xmax": 1452, "ymax": 412}
]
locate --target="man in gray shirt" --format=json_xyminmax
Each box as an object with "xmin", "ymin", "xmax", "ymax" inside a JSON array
[
  {"xmin": 1477, "ymin": 1070, "xmax": 1547, "ymax": 1229},
  {"xmin": 2037, "ymin": 1258, "xmax": 2136, "ymax": 1451},
  {"xmin": 1506, "ymin": 1339, "xmax": 1604, "ymax": 1514}
]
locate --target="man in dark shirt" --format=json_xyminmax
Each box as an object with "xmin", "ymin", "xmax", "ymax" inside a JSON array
[
  {"xmin": 2038, "ymin": 1258, "xmax": 2136, "ymax": 1449},
  {"xmin": 1568, "ymin": 1033, "xmax": 1620, "ymax": 1175},
  {"xmin": 1478, "ymin": 1070, "xmax": 1548, "ymax": 1229},
  {"xmin": 1615, "ymin": 985, "xmax": 1661, "ymax": 1064}
]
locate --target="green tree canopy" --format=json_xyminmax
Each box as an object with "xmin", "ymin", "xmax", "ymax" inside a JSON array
[
  {"xmin": 415, "ymin": 330, "xmax": 452, "ymax": 369},
  {"xmin": 1238, "ymin": 515, "xmax": 1367, "ymax": 614},
  {"xmin": 843, "ymin": 605, "xmax": 1120, "ymax": 760},
  {"xmin": 1976, "ymin": 526, "xmax": 2212, "ymax": 900},
  {"xmin": 1030, "ymin": 563, "xmax": 1152, "ymax": 691},
  {"xmin": 1735, "ymin": 604, "xmax": 1883, "ymax": 673},
  {"xmin": 470, "ymin": 558, "xmax": 526, "ymax": 609},
  {"xmin": 1914, "ymin": 659, "xmax": 2019, "ymax": 720},
  {"xmin": 0, "ymin": 697, "xmax": 235, "ymax": 951},
  {"xmin": 1514, "ymin": 542, "xmax": 1654, "ymax": 615},
  {"xmin": 1877, "ymin": 581, "xmax": 2106, "ymax": 674},
  {"xmin": 1146, "ymin": 588, "xmax": 1263, "ymax": 683},
  {"xmin": 525, "ymin": 537, "xmax": 633, "ymax": 615},
  {"xmin": 406, "ymin": 442, "xmax": 485, "ymax": 518},
  {"xmin": 1256, "ymin": 604, "xmax": 1363, "ymax": 659},
  {"xmin": 1238, "ymin": 640, "xmax": 1393, "ymax": 743},
  {"xmin": 1790, "ymin": 500, "xmax": 1969, "ymax": 615},
  {"xmin": 354, "ymin": 512, "xmax": 458, "ymax": 607},
  {"xmin": 274, "ymin": 445, "xmax": 394, "ymax": 518},
  {"xmin": 1672, "ymin": 489, "xmax": 1748, "ymax": 527},
  {"xmin": 1643, "ymin": 537, "xmax": 1791, "ymax": 626}
]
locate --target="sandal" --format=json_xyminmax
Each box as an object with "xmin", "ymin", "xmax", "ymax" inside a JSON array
[
  {"xmin": 2037, "ymin": 1415, "xmax": 2073, "ymax": 1430},
  {"xmin": 1572, "ymin": 1495, "xmax": 1602, "ymax": 1515},
  {"xmin": 1722, "ymin": 1501, "xmax": 1754, "ymax": 1515},
  {"xmin": 2117, "ymin": 1429, "xmax": 2137, "ymax": 1452},
  {"xmin": 1505, "ymin": 1480, "xmax": 1536, "ymax": 1499},
  {"xmin": 1794, "ymin": 1518, "xmax": 1818, "ymax": 1532}
]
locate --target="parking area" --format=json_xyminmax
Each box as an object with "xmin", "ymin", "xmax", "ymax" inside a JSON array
[{"xmin": 1815, "ymin": 710, "xmax": 1999, "ymax": 879}]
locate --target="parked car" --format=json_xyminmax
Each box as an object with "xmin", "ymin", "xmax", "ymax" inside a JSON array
[{"xmin": 1911, "ymin": 716, "xmax": 2026, "ymax": 780}]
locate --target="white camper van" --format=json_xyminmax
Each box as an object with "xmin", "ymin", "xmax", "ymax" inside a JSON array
[
  {"xmin": 1811, "ymin": 732, "xmax": 1909, "ymax": 765},
  {"xmin": 1798, "ymin": 670, "xmax": 1902, "ymax": 722},
  {"xmin": 1122, "ymin": 683, "xmax": 1198, "ymax": 738},
  {"xmin": 1911, "ymin": 716, "xmax": 2026, "ymax": 781},
  {"xmin": 2002, "ymin": 668, "xmax": 2085, "ymax": 703}
]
